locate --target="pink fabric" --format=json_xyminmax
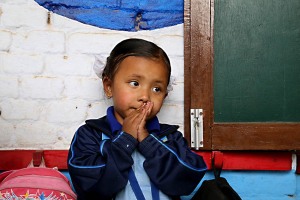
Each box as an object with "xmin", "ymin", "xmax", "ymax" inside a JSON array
[{"xmin": 0, "ymin": 167, "xmax": 76, "ymax": 200}]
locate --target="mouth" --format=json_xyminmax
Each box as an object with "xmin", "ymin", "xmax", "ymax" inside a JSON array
[
  {"xmin": 133, "ymin": 103, "xmax": 146, "ymax": 110},
  {"xmin": 129, "ymin": 107, "xmax": 140, "ymax": 112}
]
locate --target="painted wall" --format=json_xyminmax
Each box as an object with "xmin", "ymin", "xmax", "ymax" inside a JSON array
[
  {"xmin": 0, "ymin": 0, "xmax": 184, "ymax": 149},
  {"xmin": 201, "ymin": 169, "xmax": 299, "ymax": 200},
  {"xmin": 0, "ymin": 1, "xmax": 299, "ymax": 199}
]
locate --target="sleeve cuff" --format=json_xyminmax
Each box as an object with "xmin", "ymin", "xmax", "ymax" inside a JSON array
[
  {"xmin": 112, "ymin": 131, "xmax": 138, "ymax": 155},
  {"xmin": 138, "ymin": 134, "xmax": 161, "ymax": 158}
]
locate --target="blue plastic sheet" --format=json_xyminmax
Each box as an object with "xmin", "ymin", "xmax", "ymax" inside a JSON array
[{"xmin": 34, "ymin": 0, "xmax": 184, "ymax": 31}]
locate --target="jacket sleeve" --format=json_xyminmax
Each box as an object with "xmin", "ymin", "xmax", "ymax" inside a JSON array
[
  {"xmin": 138, "ymin": 131, "xmax": 207, "ymax": 197},
  {"xmin": 68, "ymin": 125, "xmax": 138, "ymax": 199}
]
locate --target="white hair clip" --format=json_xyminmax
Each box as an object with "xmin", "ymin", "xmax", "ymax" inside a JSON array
[
  {"xmin": 167, "ymin": 76, "xmax": 176, "ymax": 92},
  {"xmin": 93, "ymin": 55, "xmax": 105, "ymax": 78}
]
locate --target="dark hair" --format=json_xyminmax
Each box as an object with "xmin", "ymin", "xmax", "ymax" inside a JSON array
[{"xmin": 102, "ymin": 38, "xmax": 171, "ymax": 85}]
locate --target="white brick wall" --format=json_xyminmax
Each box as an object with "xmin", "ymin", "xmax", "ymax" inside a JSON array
[
  {"xmin": 0, "ymin": 76, "xmax": 19, "ymax": 98},
  {"xmin": 0, "ymin": 0, "xmax": 184, "ymax": 149},
  {"xmin": 0, "ymin": 31, "xmax": 12, "ymax": 50}
]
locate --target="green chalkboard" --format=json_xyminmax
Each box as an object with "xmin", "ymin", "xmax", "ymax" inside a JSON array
[{"xmin": 213, "ymin": 0, "xmax": 300, "ymax": 122}]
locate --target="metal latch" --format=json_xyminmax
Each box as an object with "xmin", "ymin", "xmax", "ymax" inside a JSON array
[{"xmin": 190, "ymin": 109, "xmax": 204, "ymax": 150}]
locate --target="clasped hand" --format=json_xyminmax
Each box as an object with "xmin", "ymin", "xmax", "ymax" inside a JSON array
[{"xmin": 122, "ymin": 102, "xmax": 153, "ymax": 142}]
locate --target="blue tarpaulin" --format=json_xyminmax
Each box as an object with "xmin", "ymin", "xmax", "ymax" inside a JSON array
[{"xmin": 34, "ymin": 0, "xmax": 183, "ymax": 31}]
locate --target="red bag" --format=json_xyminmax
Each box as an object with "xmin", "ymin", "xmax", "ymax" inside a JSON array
[{"xmin": 0, "ymin": 158, "xmax": 76, "ymax": 200}]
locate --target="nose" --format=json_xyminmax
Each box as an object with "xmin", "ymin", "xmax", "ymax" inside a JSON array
[{"xmin": 138, "ymin": 89, "xmax": 150, "ymax": 103}]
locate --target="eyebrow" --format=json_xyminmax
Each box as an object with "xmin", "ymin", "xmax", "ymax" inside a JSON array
[
  {"xmin": 128, "ymin": 74, "xmax": 142, "ymax": 78},
  {"xmin": 128, "ymin": 74, "xmax": 166, "ymax": 84}
]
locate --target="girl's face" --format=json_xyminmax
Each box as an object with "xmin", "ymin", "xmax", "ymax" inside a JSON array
[{"xmin": 103, "ymin": 56, "xmax": 169, "ymax": 125}]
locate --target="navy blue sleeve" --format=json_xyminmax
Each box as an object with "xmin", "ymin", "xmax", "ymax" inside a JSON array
[
  {"xmin": 68, "ymin": 125, "xmax": 138, "ymax": 199},
  {"xmin": 138, "ymin": 131, "xmax": 207, "ymax": 197}
]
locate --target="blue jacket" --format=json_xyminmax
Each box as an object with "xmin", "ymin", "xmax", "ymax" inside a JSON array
[{"xmin": 68, "ymin": 109, "xmax": 207, "ymax": 200}]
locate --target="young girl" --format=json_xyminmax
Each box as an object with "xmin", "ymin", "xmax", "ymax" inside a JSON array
[{"xmin": 68, "ymin": 38, "xmax": 207, "ymax": 200}]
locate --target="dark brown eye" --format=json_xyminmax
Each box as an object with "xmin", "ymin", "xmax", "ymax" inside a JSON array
[
  {"xmin": 129, "ymin": 81, "xmax": 139, "ymax": 87},
  {"xmin": 153, "ymin": 87, "xmax": 161, "ymax": 92}
]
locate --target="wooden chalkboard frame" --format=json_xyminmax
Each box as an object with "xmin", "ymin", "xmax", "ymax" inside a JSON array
[{"xmin": 184, "ymin": 0, "xmax": 300, "ymax": 150}]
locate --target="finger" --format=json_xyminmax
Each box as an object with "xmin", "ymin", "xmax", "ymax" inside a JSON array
[
  {"xmin": 136, "ymin": 102, "xmax": 146, "ymax": 111},
  {"xmin": 137, "ymin": 109, "xmax": 149, "ymax": 142},
  {"xmin": 139, "ymin": 107, "xmax": 148, "ymax": 123},
  {"xmin": 137, "ymin": 108, "xmax": 149, "ymax": 136},
  {"xmin": 145, "ymin": 102, "xmax": 153, "ymax": 116},
  {"xmin": 126, "ymin": 104, "xmax": 145, "ymax": 121},
  {"xmin": 122, "ymin": 107, "xmax": 146, "ymax": 136}
]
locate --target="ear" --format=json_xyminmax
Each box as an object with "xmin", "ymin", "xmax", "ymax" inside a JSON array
[{"xmin": 102, "ymin": 77, "xmax": 113, "ymax": 98}]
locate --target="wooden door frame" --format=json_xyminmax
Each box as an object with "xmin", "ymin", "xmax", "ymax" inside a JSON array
[
  {"xmin": 184, "ymin": 0, "xmax": 300, "ymax": 150},
  {"xmin": 184, "ymin": 0, "xmax": 213, "ymax": 150}
]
